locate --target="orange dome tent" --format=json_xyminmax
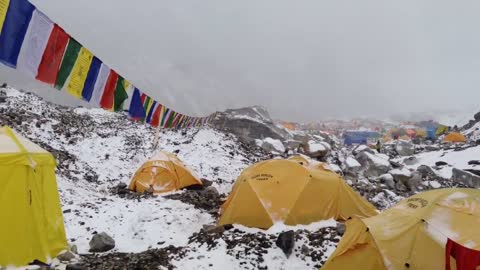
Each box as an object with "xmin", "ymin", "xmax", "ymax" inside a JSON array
[
  {"xmin": 444, "ymin": 132, "xmax": 466, "ymax": 143},
  {"xmin": 129, "ymin": 151, "xmax": 202, "ymax": 194},
  {"xmin": 218, "ymin": 158, "xmax": 377, "ymax": 229}
]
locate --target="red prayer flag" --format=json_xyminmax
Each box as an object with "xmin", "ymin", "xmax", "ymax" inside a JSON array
[
  {"xmin": 446, "ymin": 238, "xmax": 480, "ymax": 270},
  {"xmin": 36, "ymin": 24, "xmax": 69, "ymax": 85},
  {"xmin": 151, "ymin": 104, "xmax": 163, "ymax": 127},
  {"xmin": 99, "ymin": 70, "xmax": 119, "ymax": 110}
]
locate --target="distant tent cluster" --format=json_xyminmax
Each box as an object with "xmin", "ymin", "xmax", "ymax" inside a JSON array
[
  {"xmin": 0, "ymin": 0, "xmax": 215, "ymax": 129},
  {"xmin": 343, "ymin": 120, "xmax": 467, "ymax": 146},
  {"xmin": 343, "ymin": 131, "xmax": 381, "ymax": 146}
]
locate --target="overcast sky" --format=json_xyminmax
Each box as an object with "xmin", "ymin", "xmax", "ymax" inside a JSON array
[{"xmin": 2, "ymin": 0, "xmax": 480, "ymax": 122}]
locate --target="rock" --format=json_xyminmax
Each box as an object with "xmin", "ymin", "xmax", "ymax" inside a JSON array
[
  {"xmin": 276, "ymin": 231, "xmax": 295, "ymax": 257},
  {"xmin": 204, "ymin": 186, "xmax": 219, "ymax": 198},
  {"xmin": 451, "ymin": 168, "xmax": 480, "ymax": 188},
  {"xmin": 403, "ymin": 156, "xmax": 418, "ymax": 166},
  {"xmin": 468, "ymin": 160, "xmax": 480, "ymax": 166},
  {"xmin": 390, "ymin": 168, "xmax": 412, "ymax": 184},
  {"xmin": 356, "ymin": 151, "xmax": 391, "ymax": 177},
  {"xmin": 305, "ymin": 140, "xmax": 330, "ymax": 158},
  {"xmin": 425, "ymin": 145, "xmax": 440, "ymax": 151},
  {"xmin": 89, "ymin": 232, "xmax": 115, "ymax": 253},
  {"xmin": 66, "ymin": 264, "xmax": 86, "ymax": 270},
  {"xmin": 201, "ymin": 178, "xmax": 213, "ymax": 187},
  {"xmin": 212, "ymin": 106, "xmax": 289, "ymax": 144},
  {"xmin": 70, "ymin": 244, "xmax": 78, "ymax": 254},
  {"xmin": 395, "ymin": 140, "xmax": 415, "ymax": 156},
  {"xmin": 202, "ymin": 224, "xmax": 226, "ymax": 234},
  {"xmin": 345, "ymin": 157, "xmax": 361, "ymax": 176},
  {"xmin": 417, "ymin": 165, "xmax": 436, "ymax": 178},
  {"xmin": 406, "ymin": 172, "xmax": 423, "ymax": 191},
  {"xmin": 379, "ymin": 174, "xmax": 395, "ymax": 189},
  {"xmin": 474, "ymin": 112, "xmax": 480, "ymax": 121},
  {"xmin": 435, "ymin": 161, "xmax": 448, "ymax": 167},
  {"xmin": 352, "ymin": 145, "xmax": 375, "ymax": 155},
  {"xmin": 260, "ymin": 138, "xmax": 286, "ymax": 153},
  {"xmin": 57, "ymin": 250, "xmax": 76, "ymax": 262},
  {"xmin": 301, "ymin": 244, "xmax": 312, "ymax": 256},
  {"xmin": 286, "ymin": 140, "xmax": 302, "ymax": 150},
  {"xmin": 117, "ymin": 182, "xmax": 127, "ymax": 189},
  {"xmin": 465, "ymin": 169, "xmax": 480, "ymax": 177},
  {"xmin": 395, "ymin": 181, "xmax": 408, "ymax": 192},
  {"xmin": 336, "ymin": 223, "xmax": 346, "ymax": 236},
  {"xmin": 389, "ymin": 160, "xmax": 402, "ymax": 169}
]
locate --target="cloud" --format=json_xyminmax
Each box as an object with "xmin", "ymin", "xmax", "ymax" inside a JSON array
[{"xmin": 1, "ymin": 0, "xmax": 479, "ymax": 121}]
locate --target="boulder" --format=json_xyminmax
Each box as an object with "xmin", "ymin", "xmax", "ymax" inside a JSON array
[
  {"xmin": 465, "ymin": 169, "xmax": 480, "ymax": 177},
  {"xmin": 390, "ymin": 168, "xmax": 412, "ymax": 184},
  {"xmin": 403, "ymin": 156, "xmax": 418, "ymax": 166},
  {"xmin": 468, "ymin": 160, "xmax": 480, "ymax": 166},
  {"xmin": 305, "ymin": 140, "xmax": 330, "ymax": 158},
  {"xmin": 203, "ymin": 186, "xmax": 220, "ymax": 199},
  {"xmin": 293, "ymin": 133, "xmax": 312, "ymax": 144},
  {"xmin": 66, "ymin": 264, "xmax": 86, "ymax": 270},
  {"xmin": 345, "ymin": 157, "xmax": 362, "ymax": 176},
  {"xmin": 201, "ymin": 178, "xmax": 213, "ymax": 187},
  {"xmin": 202, "ymin": 224, "xmax": 226, "ymax": 234},
  {"xmin": 352, "ymin": 145, "xmax": 375, "ymax": 155},
  {"xmin": 336, "ymin": 223, "xmax": 346, "ymax": 236},
  {"xmin": 417, "ymin": 165, "xmax": 436, "ymax": 178},
  {"xmin": 212, "ymin": 106, "xmax": 289, "ymax": 143},
  {"xmin": 57, "ymin": 251, "xmax": 76, "ymax": 262},
  {"xmin": 379, "ymin": 174, "xmax": 395, "ymax": 189},
  {"xmin": 451, "ymin": 168, "xmax": 480, "ymax": 188},
  {"xmin": 395, "ymin": 181, "xmax": 408, "ymax": 192},
  {"xmin": 285, "ymin": 140, "xmax": 302, "ymax": 150},
  {"xmin": 260, "ymin": 138, "xmax": 286, "ymax": 153},
  {"xmin": 70, "ymin": 244, "xmax": 78, "ymax": 254},
  {"xmin": 474, "ymin": 111, "xmax": 480, "ymax": 121},
  {"xmin": 276, "ymin": 231, "xmax": 295, "ymax": 258},
  {"xmin": 435, "ymin": 161, "xmax": 448, "ymax": 167},
  {"xmin": 89, "ymin": 232, "xmax": 115, "ymax": 253},
  {"xmin": 395, "ymin": 140, "xmax": 415, "ymax": 156},
  {"xmin": 425, "ymin": 145, "xmax": 441, "ymax": 151},
  {"xmin": 356, "ymin": 151, "xmax": 391, "ymax": 177},
  {"xmin": 406, "ymin": 172, "xmax": 423, "ymax": 191}
]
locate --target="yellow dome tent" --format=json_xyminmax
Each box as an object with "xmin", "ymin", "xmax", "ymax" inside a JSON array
[
  {"xmin": 321, "ymin": 188, "xmax": 480, "ymax": 270},
  {"xmin": 0, "ymin": 126, "xmax": 67, "ymax": 267},
  {"xmin": 444, "ymin": 132, "xmax": 466, "ymax": 143},
  {"xmin": 218, "ymin": 159, "xmax": 377, "ymax": 229},
  {"xmin": 129, "ymin": 151, "xmax": 202, "ymax": 194}
]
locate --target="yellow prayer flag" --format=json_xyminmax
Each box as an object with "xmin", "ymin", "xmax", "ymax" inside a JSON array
[
  {"xmin": 123, "ymin": 79, "xmax": 130, "ymax": 91},
  {"xmin": 66, "ymin": 47, "xmax": 93, "ymax": 98},
  {"xmin": 0, "ymin": 0, "xmax": 10, "ymax": 35}
]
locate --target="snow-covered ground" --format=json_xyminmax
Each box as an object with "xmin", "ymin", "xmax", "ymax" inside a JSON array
[
  {"xmin": 1, "ymin": 87, "xmax": 339, "ymax": 269},
  {"xmin": 403, "ymin": 146, "xmax": 480, "ymax": 179}
]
